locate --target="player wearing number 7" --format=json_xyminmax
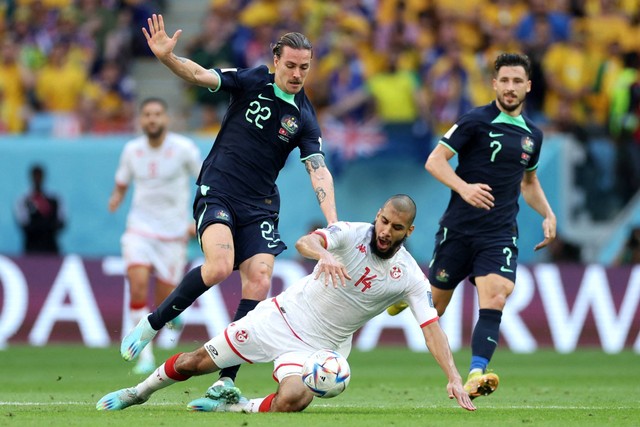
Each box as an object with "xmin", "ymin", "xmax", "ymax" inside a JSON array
[
  {"xmin": 120, "ymin": 13, "xmax": 338, "ymax": 403},
  {"xmin": 388, "ymin": 53, "xmax": 556, "ymax": 400}
]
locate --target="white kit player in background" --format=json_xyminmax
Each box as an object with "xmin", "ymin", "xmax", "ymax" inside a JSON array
[
  {"xmin": 96, "ymin": 195, "xmax": 476, "ymax": 413},
  {"xmin": 108, "ymin": 97, "xmax": 201, "ymax": 375}
]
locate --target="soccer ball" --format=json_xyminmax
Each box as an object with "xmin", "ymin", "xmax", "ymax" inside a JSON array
[{"xmin": 301, "ymin": 349, "xmax": 351, "ymax": 398}]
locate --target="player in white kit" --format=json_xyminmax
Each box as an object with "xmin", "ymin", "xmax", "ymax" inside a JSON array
[
  {"xmin": 97, "ymin": 195, "xmax": 476, "ymax": 413},
  {"xmin": 108, "ymin": 97, "xmax": 201, "ymax": 374}
]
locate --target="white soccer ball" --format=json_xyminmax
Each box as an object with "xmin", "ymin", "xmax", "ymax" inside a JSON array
[{"xmin": 301, "ymin": 349, "xmax": 351, "ymax": 398}]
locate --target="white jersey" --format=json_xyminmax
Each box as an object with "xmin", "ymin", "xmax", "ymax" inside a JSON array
[
  {"xmin": 276, "ymin": 221, "xmax": 438, "ymax": 349},
  {"xmin": 115, "ymin": 132, "xmax": 201, "ymax": 240}
]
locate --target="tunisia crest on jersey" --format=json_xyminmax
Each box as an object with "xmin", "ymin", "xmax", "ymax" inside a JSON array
[{"xmin": 390, "ymin": 265, "xmax": 402, "ymax": 280}]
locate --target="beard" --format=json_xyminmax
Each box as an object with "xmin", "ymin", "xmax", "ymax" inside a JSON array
[
  {"xmin": 496, "ymin": 94, "xmax": 523, "ymax": 113},
  {"xmin": 369, "ymin": 225, "xmax": 407, "ymax": 260},
  {"xmin": 144, "ymin": 125, "xmax": 165, "ymax": 139}
]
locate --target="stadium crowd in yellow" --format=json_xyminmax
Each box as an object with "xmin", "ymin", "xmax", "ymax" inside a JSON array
[{"xmin": 0, "ymin": 0, "xmax": 639, "ymax": 143}]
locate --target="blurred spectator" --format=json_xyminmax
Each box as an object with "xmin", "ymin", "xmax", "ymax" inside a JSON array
[
  {"xmin": 184, "ymin": 8, "xmax": 234, "ymax": 131},
  {"xmin": 581, "ymin": 0, "xmax": 632, "ymax": 55},
  {"xmin": 541, "ymin": 21, "xmax": 593, "ymax": 125},
  {"xmin": 422, "ymin": 43, "xmax": 474, "ymax": 137},
  {"xmin": 31, "ymin": 37, "xmax": 88, "ymax": 135},
  {"xmin": 479, "ymin": 0, "xmax": 528, "ymax": 36},
  {"xmin": 83, "ymin": 59, "xmax": 136, "ymax": 133},
  {"xmin": 515, "ymin": 0, "xmax": 572, "ymax": 45},
  {"xmin": 102, "ymin": 7, "xmax": 134, "ymax": 66},
  {"xmin": 0, "ymin": 36, "xmax": 34, "ymax": 133},
  {"xmin": 520, "ymin": 14, "xmax": 553, "ymax": 120},
  {"xmin": 609, "ymin": 51, "xmax": 640, "ymax": 204},
  {"xmin": 324, "ymin": 48, "xmax": 429, "ymax": 159},
  {"xmin": 76, "ymin": 0, "xmax": 118, "ymax": 67},
  {"xmin": 14, "ymin": 164, "xmax": 66, "ymax": 255},
  {"xmin": 432, "ymin": 0, "xmax": 483, "ymax": 52},
  {"xmin": 615, "ymin": 226, "xmax": 640, "ymax": 265}
]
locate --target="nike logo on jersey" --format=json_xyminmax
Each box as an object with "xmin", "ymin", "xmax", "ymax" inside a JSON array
[
  {"xmin": 489, "ymin": 131, "xmax": 504, "ymax": 138},
  {"xmin": 500, "ymin": 266, "xmax": 514, "ymax": 273},
  {"xmin": 258, "ymin": 93, "xmax": 274, "ymax": 101}
]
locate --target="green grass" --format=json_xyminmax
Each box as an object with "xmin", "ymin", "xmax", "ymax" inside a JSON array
[{"xmin": 0, "ymin": 345, "xmax": 638, "ymax": 426}]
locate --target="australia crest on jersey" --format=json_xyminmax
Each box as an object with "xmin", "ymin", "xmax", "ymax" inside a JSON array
[
  {"xmin": 520, "ymin": 136, "xmax": 535, "ymax": 166},
  {"xmin": 390, "ymin": 265, "xmax": 403, "ymax": 280},
  {"xmin": 278, "ymin": 114, "xmax": 299, "ymax": 143}
]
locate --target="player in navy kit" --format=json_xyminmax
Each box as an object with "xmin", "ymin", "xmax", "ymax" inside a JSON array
[
  {"xmin": 389, "ymin": 53, "xmax": 556, "ymax": 399},
  {"xmin": 120, "ymin": 14, "xmax": 339, "ymax": 402}
]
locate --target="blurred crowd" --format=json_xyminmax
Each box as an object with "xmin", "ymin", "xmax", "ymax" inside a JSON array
[
  {"xmin": 0, "ymin": 0, "xmax": 166, "ymax": 135},
  {"xmin": 2, "ymin": 0, "xmax": 640, "ymax": 220}
]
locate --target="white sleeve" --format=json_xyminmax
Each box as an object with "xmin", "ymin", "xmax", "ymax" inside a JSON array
[
  {"xmin": 406, "ymin": 270, "xmax": 439, "ymax": 327},
  {"xmin": 114, "ymin": 144, "xmax": 132, "ymax": 186}
]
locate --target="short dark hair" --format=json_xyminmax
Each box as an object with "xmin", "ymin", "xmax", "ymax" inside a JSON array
[
  {"xmin": 384, "ymin": 194, "xmax": 417, "ymax": 224},
  {"xmin": 494, "ymin": 53, "xmax": 531, "ymax": 79},
  {"xmin": 139, "ymin": 97, "xmax": 168, "ymax": 112},
  {"xmin": 272, "ymin": 32, "xmax": 313, "ymax": 58}
]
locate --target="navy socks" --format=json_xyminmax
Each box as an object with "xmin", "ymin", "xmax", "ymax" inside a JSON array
[
  {"xmin": 470, "ymin": 308, "xmax": 502, "ymax": 372},
  {"xmin": 148, "ymin": 266, "xmax": 209, "ymax": 330}
]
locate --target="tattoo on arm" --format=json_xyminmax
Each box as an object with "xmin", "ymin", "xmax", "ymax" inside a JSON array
[
  {"xmin": 315, "ymin": 186, "xmax": 327, "ymax": 204},
  {"xmin": 215, "ymin": 243, "xmax": 233, "ymax": 250},
  {"xmin": 305, "ymin": 156, "xmax": 326, "ymax": 174}
]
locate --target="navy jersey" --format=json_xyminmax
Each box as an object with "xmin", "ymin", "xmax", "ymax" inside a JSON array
[
  {"xmin": 198, "ymin": 65, "xmax": 324, "ymax": 212},
  {"xmin": 437, "ymin": 101, "xmax": 543, "ymax": 236}
]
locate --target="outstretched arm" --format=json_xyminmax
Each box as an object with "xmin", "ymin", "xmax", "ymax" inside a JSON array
[
  {"xmin": 422, "ymin": 321, "xmax": 476, "ymax": 411},
  {"xmin": 295, "ymin": 232, "xmax": 350, "ymax": 288},
  {"xmin": 426, "ymin": 144, "xmax": 495, "ymax": 210},
  {"xmin": 521, "ymin": 169, "xmax": 556, "ymax": 251},
  {"xmin": 142, "ymin": 14, "xmax": 219, "ymax": 89},
  {"xmin": 305, "ymin": 155, "xmax": 338, "ymax": 224}
]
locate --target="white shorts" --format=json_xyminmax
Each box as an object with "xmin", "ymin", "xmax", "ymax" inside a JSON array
[
  {"xmin": 121, "ymin": 232, "xmax": 187, "ymax": 286},
  {"xmin": 203, "ymin": 298, "xmax": 351, "ymax": 382}
]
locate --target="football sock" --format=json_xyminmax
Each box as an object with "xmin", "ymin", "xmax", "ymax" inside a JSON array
[
  {"xmin": 148, "ymin": 266, "xmax": 209, "ymax": 330},
  {"xmin": 135, "ymin": 353, "xmax": 190, "ymax": 399},
  {"xmin": 470, "ymin": 308, "xmax": 502, "ymax": 372},
  {"xmin": 218, "ymin": 298, "xmax": 260, "ymax": 380},
  {"xmin": 257, "ymin": 393, "xmax": 276, "ymax": 412}
]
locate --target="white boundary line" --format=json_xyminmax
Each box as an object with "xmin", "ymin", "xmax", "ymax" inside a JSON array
[{"xmin": 0, "ymin": 401, "xmax": 635, "ymax": 410}]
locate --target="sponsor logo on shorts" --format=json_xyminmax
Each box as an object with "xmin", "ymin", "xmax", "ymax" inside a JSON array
[
  {"xmin": 215, "ymin": 210, "xmax": 230, "ymax": 221},
  {"xmin": 206, "ymin": 344, "xmax": 219, "ymax": 357},
  {"xmin": 435, "ymin": 268, "xmax": 449, "ymax": 283},
  {"xmin": 390, "ymin": 266, "xmax": 402, "ymax": 280},
  {"xmin": 235, "ymin": 329, "xmax": 249, "ymax": 343}
]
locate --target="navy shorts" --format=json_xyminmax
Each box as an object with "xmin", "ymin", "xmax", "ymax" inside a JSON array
[
  {"xmin": 193, "ymin": 190, "xmax": 287, "ymax": 269},
  {"xmin": 428, "ymin": 226, "xmax": 518, "ymax": 290}
]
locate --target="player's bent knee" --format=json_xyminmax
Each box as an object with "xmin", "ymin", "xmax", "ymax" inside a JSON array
[{"xmin": 200, "ymin": 260, "xmax": 233, "ymax": 285}]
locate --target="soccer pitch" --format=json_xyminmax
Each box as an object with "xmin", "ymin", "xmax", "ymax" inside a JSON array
[{"xmin": 1, "ymin": 345, "xmax": 637, "ymax": 427}]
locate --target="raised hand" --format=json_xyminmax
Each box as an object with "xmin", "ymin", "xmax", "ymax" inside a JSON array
[{"xmin": 141, "ymin": 14, "xmax": 182, "ymax": 60}]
